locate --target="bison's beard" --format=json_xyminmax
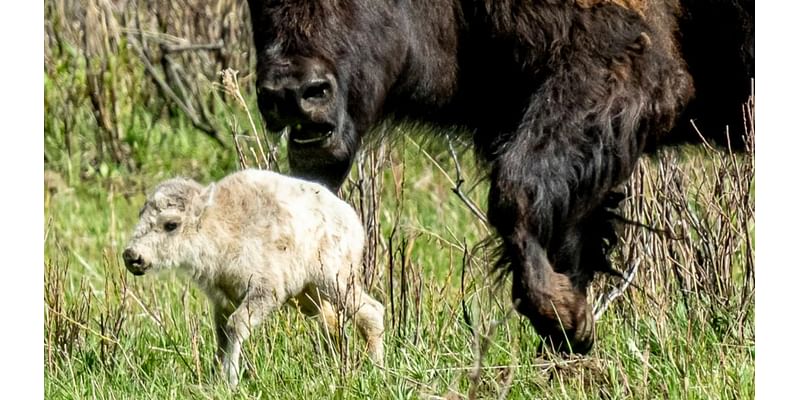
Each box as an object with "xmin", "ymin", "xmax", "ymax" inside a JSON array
[{"xmin": 287, "ymin": 116, "xmax": 359, "ymax": 191}]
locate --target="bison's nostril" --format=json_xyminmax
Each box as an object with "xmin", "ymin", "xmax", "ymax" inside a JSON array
[
  {"xmin": 122, "ymin": 248, "xmax": 136, "ymax": 262},
  {"xmin": 301, "ymin": 80, "xmax": 332, "ymax": 102},
  {"xmin": 123, "ymin": 248, "xmax": 144, "ymax": 267}
]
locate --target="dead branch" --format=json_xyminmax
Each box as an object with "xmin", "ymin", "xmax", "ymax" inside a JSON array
[
  {"xmin": 593, "ymin": 258, "xmax": 641, "ymax": 321},
  {"xmin": 446, "ymin": 136, "xmax": 488, "ymax": 224},
  {"xmin": 161, "ymin": 41, "xmax": 224, "ymax": 53},
  {"xmin": 127, "ymin": 34, "xmax": 226, "ymax": 146}
]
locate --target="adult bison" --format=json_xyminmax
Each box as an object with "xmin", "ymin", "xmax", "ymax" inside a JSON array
[{"xmin": 245, "ymin": 0, "xmax": 754, "ymax": 353}]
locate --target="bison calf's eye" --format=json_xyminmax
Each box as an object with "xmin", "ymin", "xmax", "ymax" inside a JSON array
[{"xmin": 164, "ymin": 222, "xmax": 180, "ymax": 232}]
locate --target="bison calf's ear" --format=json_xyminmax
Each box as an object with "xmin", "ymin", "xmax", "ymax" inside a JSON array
[{"xmin": 192, "ymin": 183, "xmax": 217, "ymax": 221}]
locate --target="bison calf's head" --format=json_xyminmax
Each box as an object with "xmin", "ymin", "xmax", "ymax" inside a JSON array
[{"xmin": 123, "ymin": 178, "xmax": 211, "ymax": 276}]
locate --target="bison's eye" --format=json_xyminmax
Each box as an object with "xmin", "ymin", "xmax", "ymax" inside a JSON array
[{"xmin": 164, "ymin": 222, "xmax": 179, "ymax": 232}]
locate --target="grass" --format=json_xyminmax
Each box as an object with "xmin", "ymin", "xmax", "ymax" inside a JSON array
[
  {"xmin": 44, "ymin": 2, "xmax": 754, "ymax": 397},
  {"xmin": 44, "ymin": 125, "xmax": 754, "ymax": 398}
]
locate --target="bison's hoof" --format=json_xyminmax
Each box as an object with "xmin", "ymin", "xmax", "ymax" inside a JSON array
[
  {"xmin": 540, "ymin": 331, "xmax": 594, "ymax": 355},
  {"xmin": 539, "ymin": 304, "xmax": 596, "ymax": 355},
  {"xmin": 514, "ymin": 272, "xmax": 597, "ymax": 355}
]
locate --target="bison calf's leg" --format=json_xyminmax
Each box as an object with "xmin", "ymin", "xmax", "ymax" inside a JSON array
[
  {"xmin": 213, "ymin": 306, "xmax": 233, "ymax": 366},
  {"xmin": 329, "ymin": 279, "xmax": 385, "ymax": 366},
  {"xmin": 221, "ymin": 294, "xmax": 279, "ymax": 387},
  {"xmin": 353, "ymin": 294, "xmax": 385, "ymax": 366},
  {"xmin": 296, "ymin": 287, "xmax": 343, "ymax": 352}
]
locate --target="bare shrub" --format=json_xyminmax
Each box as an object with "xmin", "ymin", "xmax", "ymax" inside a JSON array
[
  {"xmin": 45, "ymin": 0, "xmax": 257, "ymax": 165},
  {"xmin": 594, "ymin": 95, "xmax": 755, "ymax": 339}
]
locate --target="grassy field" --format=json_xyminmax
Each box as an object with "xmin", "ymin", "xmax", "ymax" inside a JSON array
[{"xmin": 44, "ymin": 2, "xmax": 754, "ymax": 398}]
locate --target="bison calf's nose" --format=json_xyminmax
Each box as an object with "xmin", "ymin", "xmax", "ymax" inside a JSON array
[{"xmin": 122, "ymin": 248, "xmax": 146, "ymax": 275}]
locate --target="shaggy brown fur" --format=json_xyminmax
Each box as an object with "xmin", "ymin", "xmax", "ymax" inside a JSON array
[{"xmin": 246, "ymin": 0, "xmax": 753, "ymax": 353}]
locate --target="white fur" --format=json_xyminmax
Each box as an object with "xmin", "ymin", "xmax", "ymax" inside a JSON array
[{"xmin": 124, "ymin": 169, "xmax": 384, "ymax": 387}]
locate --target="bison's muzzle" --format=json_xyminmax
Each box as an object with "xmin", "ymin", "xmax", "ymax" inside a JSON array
[
  {"xmin": 257, "ymin": 58, "xmax": 339, "ymax": 146},
  {"xmin": 122, "ymin": 248, "xmax": 149, "ymax": 276}
]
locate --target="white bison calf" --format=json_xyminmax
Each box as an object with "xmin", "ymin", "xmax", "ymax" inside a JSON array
[{"xmin": 122, "ymin": 169, "xmax": 384, "ymax": 386}]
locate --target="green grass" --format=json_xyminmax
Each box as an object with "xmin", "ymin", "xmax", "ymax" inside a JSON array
[
  {"xmin": 44, "ymin": 52, "xmax": 753, "ymax": 399},
  {"xmin": 44, "ymin": 140, "xmax": 753, "ymax": 399}
]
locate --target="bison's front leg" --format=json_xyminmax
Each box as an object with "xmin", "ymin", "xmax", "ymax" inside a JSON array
[
  {"xmin": 486, "ymin": 66, "xmax": 650, "ymax": 354},
  {"xmin": 220, "ymin": 293, "xmax": 279, "ymax": 387},
  {"xmin": 488, "ymin": 166, "xmax": 598, "ymax": 353}
]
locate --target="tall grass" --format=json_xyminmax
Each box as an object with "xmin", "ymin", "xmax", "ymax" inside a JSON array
[{"xmin": 44, "ymin": 1, "xmax": 754, "ymax": 398}]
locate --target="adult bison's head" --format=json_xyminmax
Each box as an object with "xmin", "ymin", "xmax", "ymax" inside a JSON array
[{"xmin": 247, "ymin": 0, "xmax": 407, "ymax": 190}]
